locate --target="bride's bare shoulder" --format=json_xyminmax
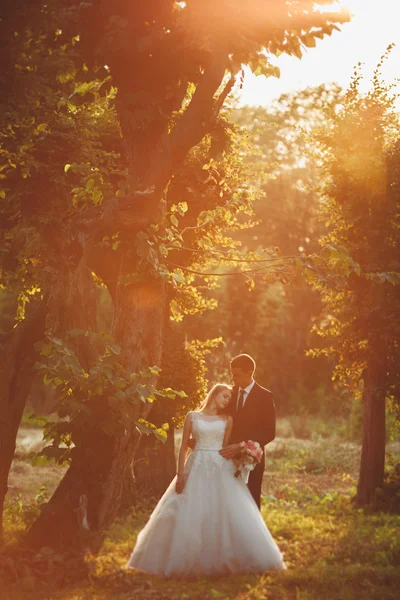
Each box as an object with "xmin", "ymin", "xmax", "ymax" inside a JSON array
[{"xmin": 186, "ymin": 410, "xmax": 198, "ymax": 420}]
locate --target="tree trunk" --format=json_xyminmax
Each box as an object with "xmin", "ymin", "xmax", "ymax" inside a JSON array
[
  {"xmin": 119, "ymin": 409, "xmax": 175, "ymax": 513},
  {"xmin": 356, "ymin": 361, "xmax": 387, "ymax": 506},
  {"xmin": 0, "ymin": 301, "xmax": 46, "ymax": 539},
  {"xmin": 128, "ymin": 316, "xmax": 198, "ymax": 503},
  {"xmin": 25, "ymin": 260, "xmax": 166, "ymax": 552},
  {"xmin": 45, "ymin": 253, "xmax": 98, "ymax": 368},
  {"xmin": 23, "ymin": 22, "xmax": 229, "ymax": 550},
  {"xmin": 133, "ymin": 411, "xmax": 176, "ymax": 500}
]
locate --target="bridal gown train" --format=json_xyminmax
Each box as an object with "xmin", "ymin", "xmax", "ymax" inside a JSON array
[{"xmin": 127, "ymin": 412, "xmax": 285, "ymax": 577}]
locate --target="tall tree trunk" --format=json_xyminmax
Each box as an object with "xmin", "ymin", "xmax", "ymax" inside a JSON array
[
  {"xmin": 0, "ymin": 301, "xmax": 46, "ymax": 539},
  {"xmin": 25, "ymin": 254, "xmax": 166, "ymax": 552},
  {"xmin": 127, "ymin": 315, "xmax": 177, "ymax": 502},
  {"xmin": 130, "ymin": 323, "xmax": 198, "ymax": 502},
  {"xmin": 132, "ymin": 407, "xmax": 176, "ymax": 500},
  {"xmin": 356, "ymin": 359, "xmax": 387, "ymax": 506},
  {"xmin": 23, "ymin": 20, "xmax": 229, "ymax": 550}
]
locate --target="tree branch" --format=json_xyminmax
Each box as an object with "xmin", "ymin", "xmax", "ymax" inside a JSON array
[
  {"xmin": 167, "ymin": 50, "xmax": 229, "ymax": 171},
  {"xmin": 169, "ymin": 246, "xmax": 295, "ymax": 264},
  {"xmin": 72, "ymin": 187, "xmax": 157, "ymax": 240},
  {"xmin": 165, "ymin": 259, "xmax": 290, "ymax": 278},
  {"xmin": 212, "ymin": 73, "xmax": 236, "ymax": 119}
]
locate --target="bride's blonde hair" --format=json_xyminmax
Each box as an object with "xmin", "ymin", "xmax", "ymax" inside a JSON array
[{"xmin": 200, "ymin": 383, "xmax": 232, "ymax": 411}]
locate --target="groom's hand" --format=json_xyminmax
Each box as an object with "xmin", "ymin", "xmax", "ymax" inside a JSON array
[{"xmin": 219, "ymin": 443, "xmax": 242, "ymax": 459}]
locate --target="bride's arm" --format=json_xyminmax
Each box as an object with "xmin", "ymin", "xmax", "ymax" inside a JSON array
[
  {"xmin": 222, "ymin": 416, "xmax": 233, "ymax": 448},
  {"xmin": 176, "ymin": 412, "xmax": 192, "ymax": 494}
]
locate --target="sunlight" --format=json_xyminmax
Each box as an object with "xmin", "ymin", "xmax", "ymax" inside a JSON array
[{"xmin": 239, "ymin": 0, "xmax": 400, "ymax": 106}]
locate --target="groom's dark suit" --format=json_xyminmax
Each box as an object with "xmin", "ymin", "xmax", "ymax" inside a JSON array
[{"xmin": 229, "ymin": 382, "xmax": 276, "ymax": 508}]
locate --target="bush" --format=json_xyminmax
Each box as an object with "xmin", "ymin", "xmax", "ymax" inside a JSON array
[{"xmin": 3, "ymin": 484, "xmax": 49, "ymax": 532}]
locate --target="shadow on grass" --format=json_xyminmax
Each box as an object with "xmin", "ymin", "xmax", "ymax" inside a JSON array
[{"xmin": 2, "ymin": 496, "xmax": 400, "ymax": 600}]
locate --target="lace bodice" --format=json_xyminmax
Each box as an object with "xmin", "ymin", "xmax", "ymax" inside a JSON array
[{"xmin": 191, "ymin": 412, "xmax": 228, "ymax": 451}]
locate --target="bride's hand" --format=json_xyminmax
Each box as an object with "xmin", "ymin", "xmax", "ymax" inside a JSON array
[{"xmin": 176, "ymin": 474, "xmax": 185, "ymax": 494}]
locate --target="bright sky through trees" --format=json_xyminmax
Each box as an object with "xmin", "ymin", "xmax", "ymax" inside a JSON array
[{"xmin": 239, "ymin": 0, "xmax": 400, "ymax": 106}]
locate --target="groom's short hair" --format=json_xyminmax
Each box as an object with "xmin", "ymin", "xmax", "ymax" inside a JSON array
[{"xmin": 230, "ymin": 354, "xmax": 256, "ymax": 374}]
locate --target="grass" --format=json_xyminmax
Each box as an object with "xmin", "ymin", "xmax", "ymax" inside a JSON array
[{"xmin": 2, "ymin": 418, "xmax": 400, "ymax": 600}]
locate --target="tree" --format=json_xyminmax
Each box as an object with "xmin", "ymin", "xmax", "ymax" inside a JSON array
[
  {"xmin": 0, "ymin": 300, "xmax": 46, "ymax": 536},
  {"xmin": 231, "ymin": 87, "xmax": 345, "ymax": 412},
  {"xmin": 0, "ymin": 0, "xmax": 348, "ymax": 549},
  {"xmin": 305, "ymin": 55, "xmax": 400, "ymax": 504},
  {"xmin": 185, "ymin": 86, "xmax": 346, "ymax": 414}
]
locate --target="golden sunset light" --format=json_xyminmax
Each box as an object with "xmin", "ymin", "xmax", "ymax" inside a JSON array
[
  {"xmin": 239, "ymin": 0, "xmax": 400, "ymax": 105},
  {"xmin": 1, "ymin": 2, "xmax": 399, "ymax": 598}
]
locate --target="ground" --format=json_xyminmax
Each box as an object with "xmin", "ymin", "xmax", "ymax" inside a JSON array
[{"xmin": 1, "ymin": 418, "xmax": 400, "ymax": 600}]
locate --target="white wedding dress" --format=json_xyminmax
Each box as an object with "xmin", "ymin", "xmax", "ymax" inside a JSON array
[{"xmin": 127, "ymin": 412, "xmax": 285, "ymax": 577}]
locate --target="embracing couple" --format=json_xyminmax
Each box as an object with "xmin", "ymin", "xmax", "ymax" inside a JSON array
[{"xmin": 127, "ymin": 354, "xmax": 286, "ymax": 577}]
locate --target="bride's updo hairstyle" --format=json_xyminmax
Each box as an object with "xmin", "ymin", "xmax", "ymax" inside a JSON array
[{"xmin": 200, "ymin": 383, "xmax": 232, "ymax": 412}]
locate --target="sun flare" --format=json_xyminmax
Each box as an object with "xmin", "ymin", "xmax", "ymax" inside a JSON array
[{"xmin": 239, "ymin": 0, "xmax": 400, "ymax": 106}]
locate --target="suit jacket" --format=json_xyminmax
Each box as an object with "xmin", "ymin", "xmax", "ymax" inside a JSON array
[{"xmin": 229, "ymin": 382, "xmax": 276, "ymax": 449}]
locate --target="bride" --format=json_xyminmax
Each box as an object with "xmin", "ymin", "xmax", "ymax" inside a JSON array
[{"xmin": 127, "ymin": 383, "xmax": 285, "ymax": 577}]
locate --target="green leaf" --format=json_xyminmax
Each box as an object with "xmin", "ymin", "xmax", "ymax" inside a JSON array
[
  {"xmin": 64, "ymin": 163, "xmax": 71, "ymax": 173},
  {"xmin": 303, "ymin": 35, "xmax": 316, "ymax": 48},
  {"xmin": 135, "ymin": 418, "xmax": 154, "ymax": 435},
  {"xmin": 37, "ymin": 123, "xmax": 48, "ymax": 132},
  {"xmin": 40, "ymin": 343, "xmax": 53, "ymax": 357},
  {"xmin": 149, "ymin": 365, "xmax": 161, "ymax": 376},
  {"xmin": 119, "ymin": 272, "xmax": 143, "ymax": 286},
  {"xmin": 31, "ymin": 455, "xmax": 50, "ymax": 467},
  {"xmin": 386, "ymin": 272, "xmax": 400, "ymax": 285},
  {"xmin": 135, "ymin": 419, "xmax": 168, "ymax": 443},
  {"xmin": 43, "ymin": 373, "xmax": 53, "ymax": 386},
  {"xmin": 170, "ymin": 214, "xmax": 179, "ymax": 228},
  {"xmin": 202, "ymin": 160, "xmax": 214, "ymax": 170},
  {"xmin": 26, "ymin": 413, "xmax": 48, "ymax": 427},
  {"xmin": 136, "ymin": 383, "xmax": 154, "ymax": 401},
  {"xmin": 177, "ymin": 201, "xmax": 188, "ymax": 216},
  {"xmin": 173, "ymin": 272, "xmax": 185, "ymax": 285},
  {"xmin": 154, "ymin": 428, "xmax": 167, "ymax": 443},
  {"xmin": 93, "ymin": 188, "xmax": 102, "ymax": 204},
  {"xmin": 210, "ymin": 589, "xmax": 226, "ymax": 599}
]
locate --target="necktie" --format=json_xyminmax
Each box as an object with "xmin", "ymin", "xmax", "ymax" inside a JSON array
[{"xmin": 237, "ymin": 389, "xmax": 245, "ymax": 411}]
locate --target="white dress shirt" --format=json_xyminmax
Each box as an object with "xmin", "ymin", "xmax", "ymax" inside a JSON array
[{"xmin": 236, "ymin": 379, "xmax": 256, "ymax": 411}]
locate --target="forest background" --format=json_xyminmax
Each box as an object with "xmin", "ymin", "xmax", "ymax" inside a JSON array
[{"xmin": 0, "ymin": 2, "xmax": 399, "ymax": 599}]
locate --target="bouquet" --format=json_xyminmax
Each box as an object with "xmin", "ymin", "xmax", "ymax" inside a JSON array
[{"xmin": 234, "ymin": 440, "xmax": 263, "ymax": 483}]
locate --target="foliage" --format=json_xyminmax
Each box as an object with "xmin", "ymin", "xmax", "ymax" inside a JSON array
[
  {"xmin": 184, "ymin": 85, "xmax": 347, "ymax": 413},
  {"xmin": 303, "ymin": 55, "xmax": 400, "ymax": 402},
  {"xmin": 0, "ymin": 0, "xmax": 351, "ymax": 329},
  {"xmin": 0, "ymin": 0, "xmax": 352, "ymax": 543},
  {"xmin": 2, "ymin": 427, "xmax": 400, "ymax": 598},
  {"xmin": 156, "ymin": 336, "xmax": 224, "ymax": 427},
  {"xmin": 294, "ymin": 53, "xmax": 400, "ymax": 504},
  {"xmin": 3, "ymin": 484, "xmax": 49, "ymax": 533},
  {"xmin": 32, "ymin": 330, "xmax": 188, "ymax": 464},
  {"xmin": 0, "ymin": 11, "xmax": 123, "ymax": 302}
]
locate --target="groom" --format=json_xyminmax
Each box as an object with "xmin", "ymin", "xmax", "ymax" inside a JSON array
[{"xmin": 219, "ymin": 353, "xmax": 276, "ymax": 509}]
